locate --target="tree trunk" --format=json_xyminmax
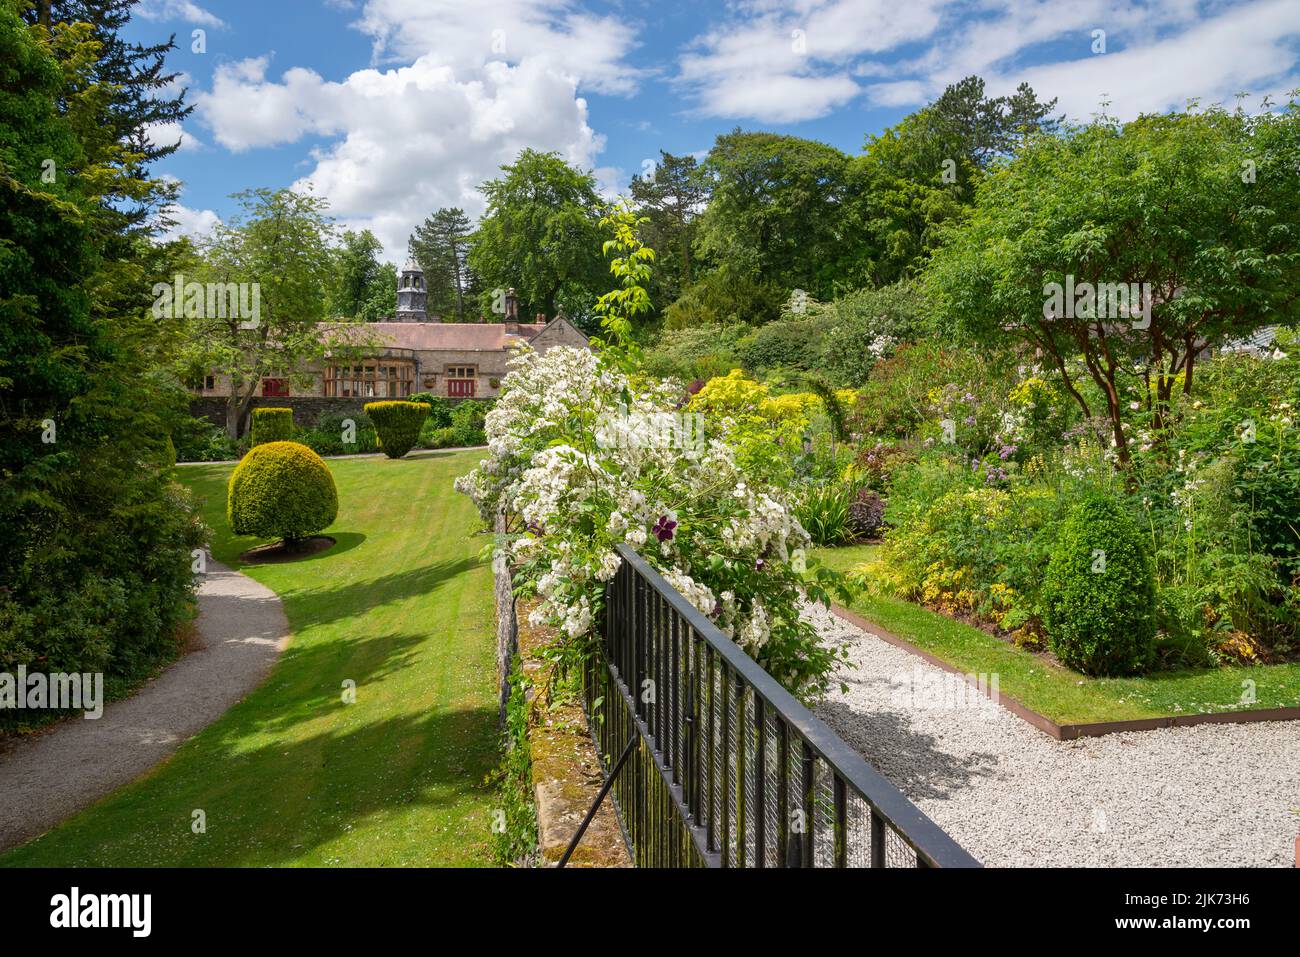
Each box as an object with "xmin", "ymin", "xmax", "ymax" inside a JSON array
[{"xmin": 226, "ymin": 387, "xmax": 258, "ymax": 440}]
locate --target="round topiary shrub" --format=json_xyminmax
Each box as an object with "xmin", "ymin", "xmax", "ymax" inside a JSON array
[
  {"xmin": 1041, "ymin": 495, "xmax": 1156, "ymax": 676},
  {"xmin": 251, "ymin": 407, "xmax": 294, "ymax": 446},
  {"xmin": 227, "ymin": 441, "xmax": 338, "ymax": 545},
  {"xmin": 365, "ymin": 400, "xmax": 429, "ymax": 459}
]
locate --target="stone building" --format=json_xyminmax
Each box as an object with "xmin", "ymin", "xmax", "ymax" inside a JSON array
[{"xmin": 192, "ymin": 259, "xmax": 590, "ymax": 429}]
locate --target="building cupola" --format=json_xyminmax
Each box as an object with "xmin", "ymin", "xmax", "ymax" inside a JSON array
[{"xmin": 396, "ymin": 256, "xmax": 429, "ymax": 322}]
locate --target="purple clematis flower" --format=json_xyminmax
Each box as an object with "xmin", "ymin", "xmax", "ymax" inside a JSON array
[
  {"xmin": 755, "ymin": 557, "xmax": 765, "ymax": 571},
  {"xmin": 652, "ymin": 514, "xmax": 678, "ymax": 542}
]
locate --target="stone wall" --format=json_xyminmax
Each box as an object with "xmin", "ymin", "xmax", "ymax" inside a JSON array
[
  {"xmin": 493, "ymin": 510, "xmax": 519, "ymax": 723},
  {"xmin": 491, "ymin": 509, "xmax": 631, "ymax": 867}
]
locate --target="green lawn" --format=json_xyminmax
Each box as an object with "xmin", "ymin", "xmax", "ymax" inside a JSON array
[
  {"xmin": 815, "ymin": 545, "xmax": 1300, "ymax": 726},
  {"xmin": 3, "ymin": 450, "xmax": 499, "ymax": 867}
]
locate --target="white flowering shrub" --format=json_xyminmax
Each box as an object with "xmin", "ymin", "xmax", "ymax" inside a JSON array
[{"xmin": 456, "ymin": 344, "xmax": 844, "ymax": 698}]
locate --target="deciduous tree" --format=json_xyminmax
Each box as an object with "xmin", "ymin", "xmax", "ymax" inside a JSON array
[
  {"xmin": 927, "ymin": 102, "xmax": 1300, "ymax": 467},
  {"xmin": 467, "ymin": 149, "xmax": 607, "ymax": 323}
]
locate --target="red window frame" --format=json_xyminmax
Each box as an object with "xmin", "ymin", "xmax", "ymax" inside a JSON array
[{"xmin": 261, "ymin": 377, "xmax": 290, "ymax": 397}]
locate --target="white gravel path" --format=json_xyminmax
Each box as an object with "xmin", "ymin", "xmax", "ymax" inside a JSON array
[
  {"xmin": 0, "ymin": 559, "xmax": 289, "ymax": 853},
  {"xmin": 808, "ymin": 604, "xmax": 1300, "ymax": 867}
]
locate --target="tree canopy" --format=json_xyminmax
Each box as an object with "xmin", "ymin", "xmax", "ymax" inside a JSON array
[
  {"xmin": 467, "ymin": 149, "xmax": 608, "ymax": 323},
  {"xmin": 859, "ymin": 76, "xmax": 1059, "ymax": 284},
  {"xmin": 695, "ymin": 130, "xmax": 864, "ymax": 301},
  {"xmin": 629, "ymin": 151, "xmax": 709, "ymax": 308},
  {"xmin": 325, "ymin": 228, "xmax": 394, "ymax": 322},
  {"xmin": 926, "ymin": 101, "xmax": 1300, "ymax": 465},
  {"xmin": 1, "ymin": 1, "xmax": 205, "ymax": 685}
]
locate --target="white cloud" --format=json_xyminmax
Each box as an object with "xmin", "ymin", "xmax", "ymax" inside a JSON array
[
  {"xmin": 145, "ymin": 120, "xmax": 204, "ymax": 153},
  {"xmin": 1001, "ymin": 0, "xmax": 1300, "ymax": 121},
  {"xmin": 677, "ymin": 0, "xmax": 1300, "ymax": 124},
  {"xmin": 155, "ymin": 203, "xmax": 221, "ymax": 243},
  {"xmin": 197, "ymin": 57, "xmax": 332, "ymax": 152},
  {"xmin": 676, "ymin": 0, "xmax": 952, "ymax": 121},
  {"xmin": 136, "ymin": 0, "xmax": 226, "ymax": 29},
  {"xmin": 347, "ymin": 0, "xmax": 645, "ymax": 95},
  {"xmin": 198, "ymin": 55, "xmax": 605, "ymax": 260},
  {"xmin": 191, "ymin": 1, "xmax": 649, "ymax": 262}
]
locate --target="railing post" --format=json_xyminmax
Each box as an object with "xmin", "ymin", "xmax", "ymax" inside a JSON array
[
  {"xmin": 800, "ymin": 741, "xmax": 815, "ymax": 869},
  {"xmin": 755, "ymin": 697, "xmax": 766, "ymax": 868},
  {"xmin": 719, "ymin": 664, "xmax": 731, "ymax": 868},
  {"xmin": 870, "ymin": 811, "xmax": 886, "ymax": 868},
  {"xmin": 833, "ymin": 774, "xmax": 847, "ymax": 868},
  {"xmin": 777, "ymin": 718, "xmax": 789, "ymax": 868}
]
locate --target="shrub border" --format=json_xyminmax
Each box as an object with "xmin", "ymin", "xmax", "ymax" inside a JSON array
[{"xmin": 830, "ymin": 604, "xmax": 1300, "ymax": 740}]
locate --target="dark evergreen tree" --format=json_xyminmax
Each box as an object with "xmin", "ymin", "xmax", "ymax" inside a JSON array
[{"xmin": 411, "ymin": 208, "xmax": 475, "ymax": 321}]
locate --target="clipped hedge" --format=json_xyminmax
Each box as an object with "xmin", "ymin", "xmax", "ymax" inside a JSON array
[
  {"xmin": 251, "ymin": 407, "xmax": 293, "ymax": 446},
  {"xmin": 228, "ymin": 441, "xmax": 338, "ymax": 545},
  {"xmin": 365, "ymin": 400, "xmax": 429, "ymax": 459},
  {"xmin": 1042, "ymin": 496, "xmax": 1156, "ymax": 676}
]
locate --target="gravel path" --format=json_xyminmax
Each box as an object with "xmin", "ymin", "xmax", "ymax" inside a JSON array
[
  {"xmin": 0, "ymin": 559, "xmax": 289, "ymax": 852},
  {"xmin": 808, "ymin": 604, "xmax": 1300, "ymax": 867}
]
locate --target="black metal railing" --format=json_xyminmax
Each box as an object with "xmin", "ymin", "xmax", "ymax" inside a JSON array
[{"xmin": 581, "ymin": 544, "xmax": 981, "ymax": 868}]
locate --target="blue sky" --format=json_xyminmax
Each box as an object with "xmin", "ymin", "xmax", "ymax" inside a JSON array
[{"xmin": 131, "ymin": 0, "xmax": 1300, "ymax": 261}]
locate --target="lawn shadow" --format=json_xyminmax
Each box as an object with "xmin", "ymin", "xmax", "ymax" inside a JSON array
[
  {"xmin": 207, "ymin": 704, "xmax": 500, "ymax": 866},
  {"xmin": 239, "ymin": 630, "xmax": 430, "ymax": 736},
  {"xmin": 10, "ymin": 704, "xmax": 502, "ymax": 868},
  {"xmin": 406, "ymin": 447, "xmax": 484, "ymax": 460},
  {"xmin": 287, "ymin": 555, "xmax": 477, "ymax": 631},
  {"xmin": 294, "ymin": 530, "xmax": 367, "ymax": 563}
]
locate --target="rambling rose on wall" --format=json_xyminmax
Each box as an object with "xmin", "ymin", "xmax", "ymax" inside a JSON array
[{"xmin": 456, "ymin": 345, "xmax": 845, "ymax": 698}]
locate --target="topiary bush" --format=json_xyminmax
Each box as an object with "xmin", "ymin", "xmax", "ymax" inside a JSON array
[
  {"xmin": 365, "ymin": 401, "xmax": 430, "ymax": 458},
  {"xmin": 1041, "ymin": 495, "xmax": 1156, "ymax": 676},
  {"xmin": 227, "ymin": 441, "xmax": 338, "ymax": 546},
  {"xmin": 251, "ymin": 407, "xmax": 293, "ymax": 446}
]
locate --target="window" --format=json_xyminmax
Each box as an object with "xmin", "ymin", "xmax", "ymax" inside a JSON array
[
  {"xmin": 323, "ymin": 360, "xmax": 414, "ymax": 398},
  {"xmin": 446, "ymin": 365, "xmax": 476, "ymax": 398},
  {"xmin": 204, "ymin": 374, "xmax": 215, "ymax": 391},
  {"xmin": 262, "ymin": 378, "xmax": 289, "ymax": 397}
]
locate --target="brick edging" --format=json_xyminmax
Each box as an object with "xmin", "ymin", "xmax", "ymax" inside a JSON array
[{"xmin": 829, "ymin": 604, "xmax": 1300, "ymax": 741}]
